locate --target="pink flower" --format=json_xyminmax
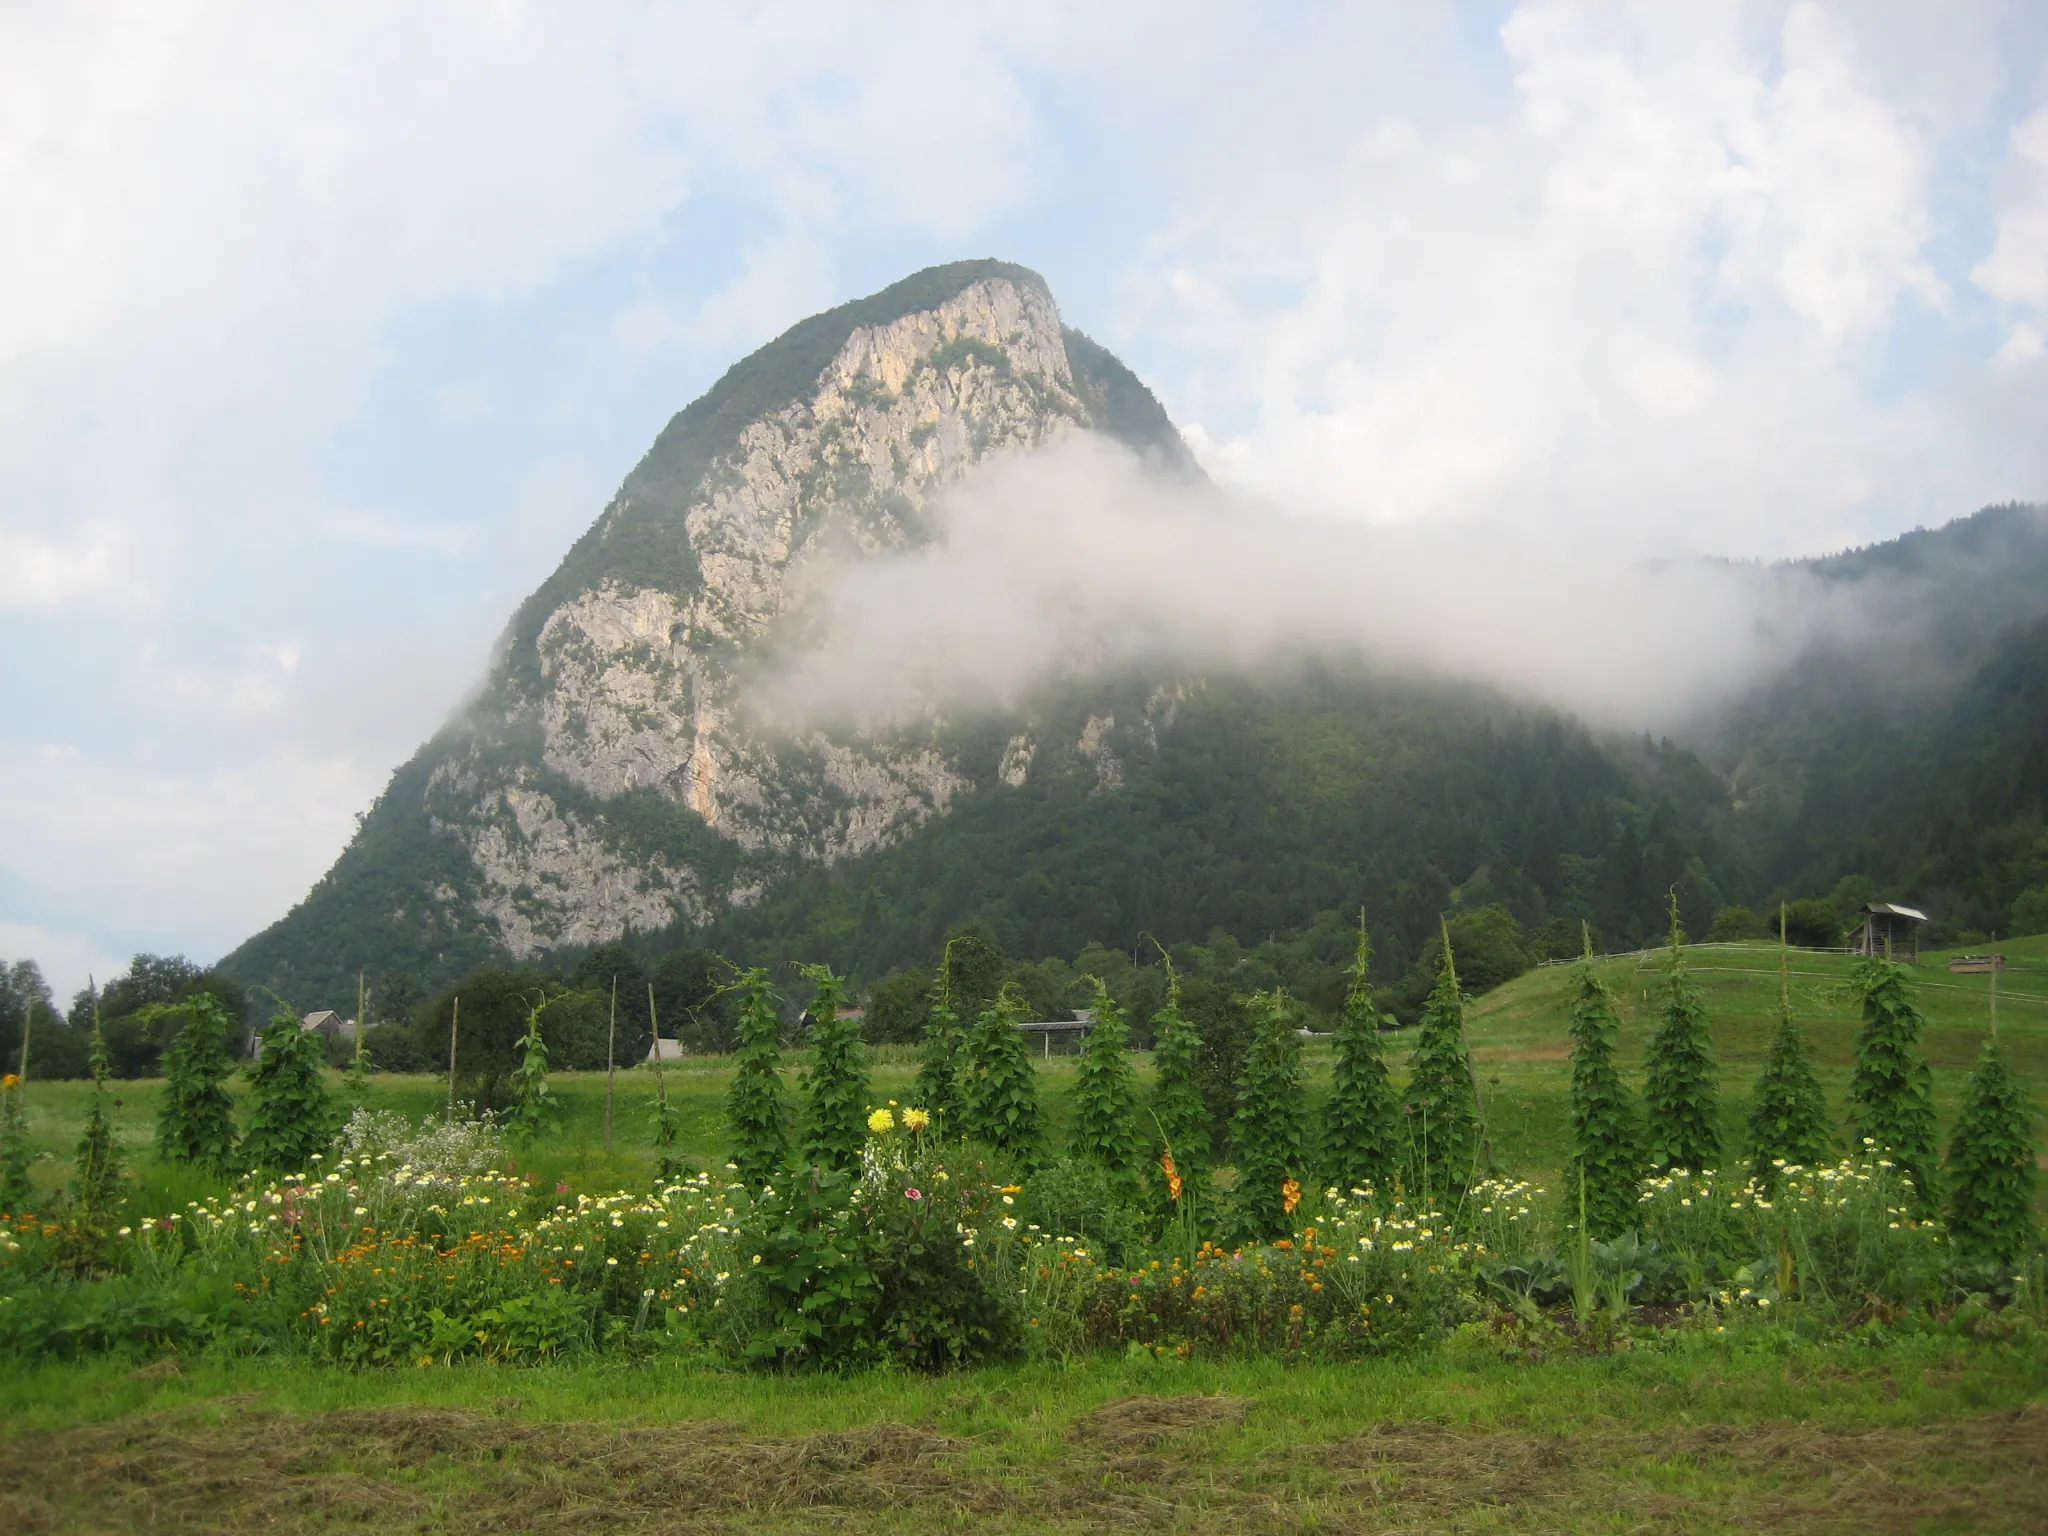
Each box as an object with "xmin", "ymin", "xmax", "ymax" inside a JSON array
[
  {"xmin": 556, "ymin": 1182, "xmax": 570, "ymax": 1194},
  {"xmin": 904, "ymin": 1188, "xmax": 923, "ymax": 1202}
]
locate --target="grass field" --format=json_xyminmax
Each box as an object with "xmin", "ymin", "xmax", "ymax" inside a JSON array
[{"xmin": 4, "ymin": 938, "xmax": 2043, "ymax": 1533}]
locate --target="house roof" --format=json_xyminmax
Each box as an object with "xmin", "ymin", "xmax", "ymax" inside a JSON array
[
  {"xmin": 1864, "ymin": 902, "xmax": 1928, "ymax": 923},
  {"xmin": 303, "ymin": 1010, "xmax": 344, "ymax": 1030}
]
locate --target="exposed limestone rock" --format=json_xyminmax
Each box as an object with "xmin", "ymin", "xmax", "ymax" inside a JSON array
[
  {"xmin": 466, "ymin": 781, "xmax": 699, "ymax": 956},
  {"xmin": 998, "ymin": 734, "xmax": 1035, "ymax": 787},
  {"xmin": 1077, "ymin": 713, "xmax": 1123, "ymax": 791}
]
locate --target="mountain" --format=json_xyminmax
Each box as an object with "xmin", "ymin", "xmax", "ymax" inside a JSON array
[{"xmin": 219, "ymin": 261, "xmax": 2048, "ymax": 1012}]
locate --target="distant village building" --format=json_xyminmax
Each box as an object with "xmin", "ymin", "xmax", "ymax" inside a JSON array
[
  {"xmin": 1948, "ymin": 954, "xmax": 2006, "ymax": 974},
  {"xmin": 1851, "ymin": 902, "xmax": 1927, "ymax": 961},
  {"xmin": 645, "ymin": 1038, "xmax": 685, "ymax": 1065},
  {"xmin": 796, "ymin": 1004, "xmax": 867, "ymax": 1033}
]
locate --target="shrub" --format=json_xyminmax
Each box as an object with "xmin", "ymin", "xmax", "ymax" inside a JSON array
[
  {"xmin": 911, "ymin": 977, "xmax": 965, "ymax": 1134},
  {"xmin": 505, "ymin": 992, "xmax": 561, "ymax": 1145},
  {"xmin": 1404, "ymin": 927, "xmax": 1480, "ymax": 1201},
  {"xmin": 1747, "ymin": 933, "xmax": 1832, "ymax": 1185},
  {"xmin": 1642, "ymin": 895, "xmax": 1720, "ymax": 1174},
  {"xmin": 358, "ymin": 1021, "xmax": 433, "ymax": 1073},
  {"xmin": 1014, "ymin": 1159, "xmax": 1153, "ymax": 1269},
  {"xmin": 147, "ymin": 996, "xmax": 240, "ymax": 1173},
  {"xmin": 1068, "ymin": 980, "xmax": 1139, "ymax": 1172},
  {"xmin": 959, "ymin": 987, "xmax": 1043, "ymax": 1164},
  {"xmin": 1231, "ymin": 991, "xmax": 1309, "ymax": 1243},
  {"xmin": 1564, "ymin": 938, "xmax": 1641, "ymax": 1240},
  {"xmin": 241, "ymin": 1008, "xmax": 337, "ymax": 1175},
  {"xmin": 1847, "ymin": 957, "xmax": 1941, "ymax": 1206},
  {"xmin": 1943, "ymin": 1036, "xmax": 2037, "ymax": 1268},
  {"xmin": 1148, "ymin": 960, "xmax": 1211, "ymax": 1213},
  {"xmin": 1320, "ymin": 919, "xmax": 1402, "ymax": 1198},
  {"xmin": 796, "ymin": 965, "xmax": 869, "ymax": 1172},
  {"xmin": 726, "ymin": 968, "xmax": 789, "ymax": 1185}
]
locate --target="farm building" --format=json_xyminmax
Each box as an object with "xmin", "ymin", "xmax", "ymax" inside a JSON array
[
  {"xmin": 1016, "ymin": 1008, "xmax": 1095, "ymax": 1056},
  {"xmin": 1851, "ymin": 902, "xmax": 1927, "ymax": 961},
  {"xmin": 645, "ymin": 1037, "xmax": 685, "ymax": 1065},
  {"xmin": 302, "ymin": 1009, "xmax": 360, "ymax": 1042},
  {"xmin": 1948, "ymin": 954, "xmax": 2007, "ymax": 974}
]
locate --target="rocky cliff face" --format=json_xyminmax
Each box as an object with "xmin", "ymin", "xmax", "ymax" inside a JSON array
[{"xmin": 256, "ymin": 262, "xmax": 1192, "ymax": 972}]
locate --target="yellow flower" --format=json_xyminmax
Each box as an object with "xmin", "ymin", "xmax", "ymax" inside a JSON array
[
  {"xmin": 1281, "ymin": 1177, "xmax": 1302, "ymax": 1216},
  {"xmin": 902, "ymin": 1108, "xmax": 931, "ymax": 1132},
  {"xmin": 867, "ymin": 1108, "xmax": 895, "ymax": 1134},
  {"xmin": 1161, "ymin": 1151, "xmax": 1184, "ymax": 1202},
  {"xmin": 1, "ymin": 1073, "xmax": 18, "ymax": 1091}
]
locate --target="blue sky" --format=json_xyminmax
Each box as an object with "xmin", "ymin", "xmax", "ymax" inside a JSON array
[{"xmin": 2, "ymin": 2, "xmax": 2046, "ymax": 999}]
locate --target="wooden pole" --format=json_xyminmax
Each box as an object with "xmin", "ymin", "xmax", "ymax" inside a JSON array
[
  {"xmin": 647, "ymin": 983, "xmax": 667, "ymax": 1104},
  {"xmin": 604, "ymin": 975, "xmax": 617, "ymax": 1156},
  {"xmin": 1989, "ymin": 933, "xmax": 1999, "ymax": 1043},
  {"xmin": 17, "ymin": 990, "xmax": 31, "ymax": 1088},
  {"xmin": 355, "ymin": 971, "xmax": 367, "ymax": 1071},
  {"xmin": 446, "ymin": 996, "xmax": 460, "ymax": 1120}
]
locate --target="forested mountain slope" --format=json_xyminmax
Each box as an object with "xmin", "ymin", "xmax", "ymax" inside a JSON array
[{"xmin": 218, "ymin": 257, "xmax": 2048, "ymax": 1013}]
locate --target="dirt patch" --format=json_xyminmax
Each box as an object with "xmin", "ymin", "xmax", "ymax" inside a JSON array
[{"xmin": 3, "ymin": 1397, "xmax": 2043, "ymax": 1534}]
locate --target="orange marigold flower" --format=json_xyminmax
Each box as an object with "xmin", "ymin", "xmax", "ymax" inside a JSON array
[
  {"xmin": 1161, "ymin": 1151, "xmax": 1184, "ymax": 1203},
  {"xmin": 1281, "ymin": 1178, "xmax": 1302, "ymax": 1216}
]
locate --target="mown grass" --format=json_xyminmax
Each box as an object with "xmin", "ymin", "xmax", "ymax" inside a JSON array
[{"xmin": 4, "ymin": 1328, "xmax": 2046, "ymax": 1532}]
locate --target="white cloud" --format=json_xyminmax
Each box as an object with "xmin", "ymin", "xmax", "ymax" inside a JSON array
[{"xmin": 1974, "ymin": 104, "xmax": 2048, "ymax": 312}]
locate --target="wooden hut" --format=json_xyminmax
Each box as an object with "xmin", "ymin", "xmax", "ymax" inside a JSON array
[{"xmin": 1850, "ymin": 902, "xmax": 1927, "ymax": 961}]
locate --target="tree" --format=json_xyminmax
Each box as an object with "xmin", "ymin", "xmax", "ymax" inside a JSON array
[
  {"xmin": 1642, "ymin": 894, "xmax": 1720, "ymax": 1173},
  {"xmin": 1944, "ymin": 1038, "xmax": 2037, "ymax": 1267},
  {"xmin": 1404, "ymin": 924, "xmax": 1481, "ymax": 1200},
  {"xmin": 1398, "ymin": 904, "xmax": 1530, "ymax": 1014},
  {"xmin": 1230, "ymin": 990, "xmax": 1308, "ymax": 1242},
  {"xmin": 866, "ymin": 966, "xmax": 935, "ymax": 1045},
  {"xmin": 1565, "ymin": 930, "xmax": 1642, "ymax": 1240},
  {"xmin": 1707, "ymin": 905, "xmax": 1766, "ymax": 942},
  {"xmin": 651, "ymin": 948, "xmax": 732, "ymax": 1053},
  {"xmin": 911, "ymin": 958, "xmax": 964, "ymax": 1132},
  {"xmin": 2012, "ymin": 884, "xmax": 2048, "ymax": 938},
  {"xmin": 797, "ymin": 964, "xmax": 869, "ymax": 1171},
  {"xmin": 726, "ymin": 968, "xmax": 788, "ymax": 1184},
  {"xmin": 1781, "ymin": 899, "xmax": 1840, "ymax": 949},
  {"xmin": 147, "ymin": 995, "xmax": 240, "ymax": 1172},
  {"xmin": 1746, "ymin": 913, "xmax": 1832, "ymax": 1185},
  {"xmin": 1068, "ymin": 979, "xmax": 1139, "ymax": 1171},
  {"xmin": 958, "ymin": 986, "xmax": 1042, "ymax": 1163},
  {"xmin": 1320, "ymin": 917, "xmax": 1402, "ymax": 1196},
  {"xmin": 242, "ymin": 1006, "xmax": 337, "ymax": 1174},
  {"xmin": 71, "ymin": 987, "xmax": 124, "ymax": 1231},
  {"xmin": 505, "ymin": 992, "xmax": 561, "ymax": 1145},
  {"xmin": 1149, "ymin": 956, "xmax": 1210, "ymax": 1210},
  {"xmin": 1847, "ymin": 955, "xmax": 1941, "ymax": 1205},
  {"xmin": 416, "ymin": 966, "xmax": 548, "ymax": 1109},
  {"xmin": 941, "ymin": 926, "xmax": 1009, "ymax": 1016}
]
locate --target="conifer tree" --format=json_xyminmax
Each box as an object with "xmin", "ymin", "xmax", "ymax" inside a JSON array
[
  {"xmin": 1643, "ymin": 893, "xmax": 1721, "ymax": 1173},
  {"xmin": 1069, "ymin": 979, "xmax": 1140, "ymax": 1170},
  {"xmin": 149, "ymin": 995, "xmax": 240, "ymax": 1172},
  {"xmin": 1320, "ymin": 915, "xmax": 1402, "ymax": 1196},
  {"xmin": 912, "ymin": 949, "xmax": 965, "ymax": 1132},
  {"xmin": 1149, "ymin": 953, "xmax": 1211, "ymax": 1209},
  {"xmin": 1565, "ymin": 926, "xmax": 1642, "ymax": 1240},
  {"xmin": 1231, "ymin": 989, "xmax": 1309, "ymax": 1242},
  {"xmin": 505, "ymin": 992, "xmax": 560, "ymax": 1145},
  {"xmin": 959, "ymin": 987, "xmax": 1042, "ymax": 1164},
  {"xmin": 797, "ymin": 964, "xmax": 869, "ymax": 1171},
  {"xmin": 1848, "ymin": 953, "xmax": 1940, "ymax": 1205},
  {"xmin": 1943, "ymin": 968, "xmax": 2036, "ymax": 1266},
  {"xmin": 1404, "ymin": 924, "xmax": 1481, "ymax": 1201},
  {"xmin": 72, "ymin": 984, "xmax": 125, "ymax": 1227},
  {"xmin": 725, "ymin": 967, "xmax": 788, "ymax": 1184},
  {"xmin": 1747, "ymin": 909, "xmax": 1832, "ymax": 1185},
  {"xmin": 241, "ymin": 1004, "xmax": 337, "ymax": 1174}
]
